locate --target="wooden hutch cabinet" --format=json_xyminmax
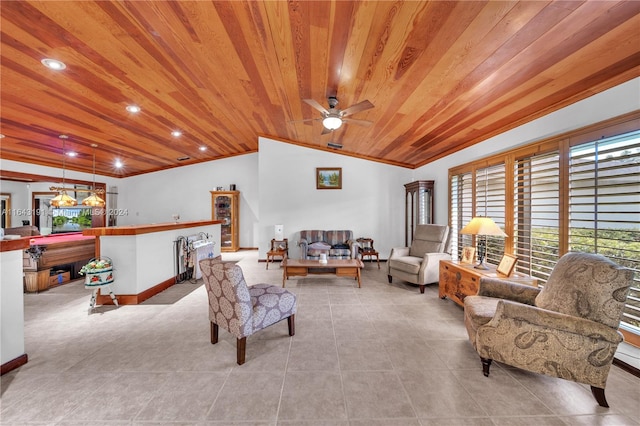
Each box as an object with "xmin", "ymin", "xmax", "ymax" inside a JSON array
[
  {"xmin": 211, "ymin": 191, "xmax": 239, "ymax": 252},
  {"xmin": 405, "ymin": 180, "xmax": 434, "ymax": 246}
]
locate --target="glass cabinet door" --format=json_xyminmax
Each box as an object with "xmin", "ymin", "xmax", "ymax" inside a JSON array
[
  {"xmin": 404, "ymin": 180, "xmax": 434, "ymax": 246},
  {"xmin": 214, "ymin": 195, "xmax": 232, "ymax": 249},
  {"xmin": 211, "ymin": 191, "xmax": 239, "ymax": 252}
]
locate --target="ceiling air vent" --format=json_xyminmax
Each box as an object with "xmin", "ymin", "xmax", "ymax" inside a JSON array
[
  {"xmin": 327, "ymin": 142, "xmax": 343, "ymax": 150},
  {"xmin": 177, "ymin": 156, "xmax": 191, "ymax": 161}
]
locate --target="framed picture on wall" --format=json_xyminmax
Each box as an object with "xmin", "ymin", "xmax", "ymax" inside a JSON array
[
  {"xmin": 461, "ymin": 246, "xmax": 476, "ymax": 264},
  {"xmin": 316, "ymin": 167, "xmax": 342, "ymax": 189},
  {"xmin": 497, "ymin": 253, "xmax": 518, "ymax": 277}
]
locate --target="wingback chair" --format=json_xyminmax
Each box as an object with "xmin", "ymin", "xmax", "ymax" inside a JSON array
[
  {"xmin": 464, "ymin": 252, "xmax": 633, "ymax": 407},
  {"xmin": 387, "ymin": 224, "xmax": 452, "ymax": 293},
  {"xmin": 200, "ymin": 257, "xmax": 297, "ymax": 365}
]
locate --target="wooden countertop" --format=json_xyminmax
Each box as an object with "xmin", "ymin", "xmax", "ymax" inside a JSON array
[
  {"xmin": 0, "ymin": 238, "xmax": 30, "ymax": 253},
  {"xmin": 83, "ymin": 220, "xmax": 221, "ymax": 236}
]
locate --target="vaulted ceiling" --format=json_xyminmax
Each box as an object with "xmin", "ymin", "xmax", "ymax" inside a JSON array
[{"xmin": 1, "ymin": 1, "xmax": 639, "ymax": 177}]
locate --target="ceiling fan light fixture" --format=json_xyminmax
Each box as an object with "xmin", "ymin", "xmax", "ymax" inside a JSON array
[{"xmin": 322, "ymin": 115, "xmax": 342, "ymax": 130}]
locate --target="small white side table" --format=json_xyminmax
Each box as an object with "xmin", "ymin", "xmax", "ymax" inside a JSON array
[
  {"xmin": 84, "ymin": 264, "xmax": 118, "ymax": 313},
  {"xmin": 86, "ymin": 283, "xmax": 119, "ymax": 313}
]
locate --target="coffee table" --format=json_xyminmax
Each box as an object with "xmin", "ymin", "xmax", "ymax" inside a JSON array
[{"xmin": 282, "ymin": 258, "xmax": 364, "ymax": 288}]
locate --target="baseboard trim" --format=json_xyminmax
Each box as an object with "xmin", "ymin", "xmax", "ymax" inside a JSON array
[
  {"xmin": 613, "ymin": 357, "xmax": 640, "ymax": 378},
  {"xmin": 1, "ymin": 353, "xmax": 28, "ymax": 375},
  {"xmin": 95, "ymin": 277, "xmax": 175, "ymax": 305}
]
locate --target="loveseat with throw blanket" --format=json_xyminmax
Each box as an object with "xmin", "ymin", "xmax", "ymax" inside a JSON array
[{"xmin": 298, "ymin": 230, "xmax": 358, "ymax": 260}]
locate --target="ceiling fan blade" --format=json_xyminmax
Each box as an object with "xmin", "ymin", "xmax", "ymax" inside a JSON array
[
  {"xmin": 321, "ymin": 126, "xmax": 333, "ymax": 135},
  {"xmin": 341, "ymin": 100, "xmax": 374, "ymax": 116},
  {"xmin": 342, "ymin": 118, "xmax": 373, "ymax": 127},
  {"xmin": 289, "ymin": 118, "xmax": 320, "ymax": 124},
  {"xmin": 303, "ymin": 99, "xmax": 329, "ymax": 114}
]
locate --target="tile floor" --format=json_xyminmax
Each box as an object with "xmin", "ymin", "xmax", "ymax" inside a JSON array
[{"xmin": 1, "ymin": 250, "xmax": 639, "ymax": 425}]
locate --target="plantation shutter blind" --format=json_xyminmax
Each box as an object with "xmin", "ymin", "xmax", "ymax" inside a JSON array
[
  {"xmin": 450, "ymin": 172, "xmax": 473, "ymax": 260},
  {"xmin": 514, "ymin": 151, "xmax": 561, "ymax": 281},
  {"xmin": 475, "ymin": 164, "xmax": 506, "ymax": 265},
  {"xmin": 569, "ymin": 131, "xmax": 640, "ymax": 331}
]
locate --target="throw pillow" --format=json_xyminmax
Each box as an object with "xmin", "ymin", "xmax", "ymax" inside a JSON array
[{"xmin": 309, "ymin": 241, "xmax": 331, "ymax": 250}]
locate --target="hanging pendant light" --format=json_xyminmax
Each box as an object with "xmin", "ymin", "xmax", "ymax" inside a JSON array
[
  {"xmin": 51, "ymin": 135, "xmax": 77, "ymax": 207},
  {"xmin": 82, "ymin": 144, "xmax": 106, "ymax": 207}
]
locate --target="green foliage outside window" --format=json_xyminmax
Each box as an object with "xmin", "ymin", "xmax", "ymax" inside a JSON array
[{"xmin": 513, "ymin": 226, "xmax": 640, "ymax": 329}]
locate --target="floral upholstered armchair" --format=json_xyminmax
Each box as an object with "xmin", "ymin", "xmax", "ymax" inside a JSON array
[
  {"xmin": 463, "ymin": 252, "xmax": 633, "ymax": 407},
  {"xmin": 200, "ymin": 257, "xmax": 297, "ymax": 365},
  {"xmin": 298, "ymin": 230, "xmax": 357, "ymax": 260}
]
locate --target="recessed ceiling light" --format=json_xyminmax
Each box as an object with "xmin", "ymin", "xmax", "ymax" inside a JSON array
[
  {"xmin": 0, "ymin": 134, "xmax": 5, "ymax": 139},
  {"xmin": 199, "ymin": 146, "xmax": 207, "ymax": 151},
  {"xmin": 114, "ymin": 159, "xmax": 123, "ymax": 168},
  {"xmin": 126, "ymin": 105, "xmax": 141, "ymax": 113},
  {"xmin": 66, "ymin": 151, "xmax": 77, "ymax": 157},
  {"xmin": 41, "ymin": 58, "xmax": 66, "ymax": 70},
  {"xmin": 171, "ymin": 130, "xmax": 182, "ymax": 137}
]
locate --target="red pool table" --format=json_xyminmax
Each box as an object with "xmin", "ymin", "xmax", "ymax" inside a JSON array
[{"xmin": 25, "ymin": 232, "xmax": 96, "ymax": 281}]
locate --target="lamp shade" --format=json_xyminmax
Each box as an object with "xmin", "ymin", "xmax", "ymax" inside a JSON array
[
  {"xmin": 81, "ymin": 193, "xmax": 105, "ymax": 207},
  {"xmin": 51, "ymin": 190, "xmax": 77, "ymax": 207},
  {"xmin": 460, "ymin": 217, "xmax": 507, "ymax": 237}
]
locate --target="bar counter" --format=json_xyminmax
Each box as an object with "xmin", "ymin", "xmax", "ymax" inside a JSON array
[
  {"xmin": 83, "ymin": 219, "xmax": 218, "ymax": 236},
  {"xmin": 83, "ymin": 220, "xmax": 221, "ymax": 305}
]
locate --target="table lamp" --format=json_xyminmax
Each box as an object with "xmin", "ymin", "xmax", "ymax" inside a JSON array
[{"xmin": 460, "ymin": 217, "xmax": 507, "ymax": 269}]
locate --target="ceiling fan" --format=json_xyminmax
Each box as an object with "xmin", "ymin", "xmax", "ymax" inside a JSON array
[{"xmin": 292, "ymin": 96, "xmax": 374, "ymax": 135}]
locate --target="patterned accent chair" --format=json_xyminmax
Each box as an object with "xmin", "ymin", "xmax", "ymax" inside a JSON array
[
  {"xmin": 200, "ymin": 257, "xmax": 297, "ymax": 365},
  {"xmin": 299, "ymin": 230, "xmax": 357, "ymax": 260},
  {"xmin": 387, "ymin": 224, "xmax": 451, "ymax": 293},
  {"xmin": 464, "ymin": 252, "xmax": 633, "ymax": 407}
]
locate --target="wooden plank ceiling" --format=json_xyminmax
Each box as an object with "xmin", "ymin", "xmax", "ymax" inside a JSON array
[{"xmin": 1, "ymin": 1, "xmax": 639, "ymax": 178}]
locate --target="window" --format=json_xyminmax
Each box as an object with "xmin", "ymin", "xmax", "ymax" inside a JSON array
[
  {"xmin": 569, "ymin": 131, "xmax": 640, "ymax": 332},
  {"xmin": 450, "ymin": 172, "xmax": 472, "ymax": 259},
  {"xmin": 514, "ymin": 151, "xmax": 561, "ymax": 281},
  {"xmin": 449, "ymin": 113, "xmax": 640, "ymax": 336},
  {"xmin": 476, "ymin": 164, "xmax": 506, "ymax": 265}
]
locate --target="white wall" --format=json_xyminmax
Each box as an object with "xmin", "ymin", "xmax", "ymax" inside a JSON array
[
  {"xmin": 0, "ymin": 180, "xmax": 32, "ymax": 227},
  {"xmin": 118, "ymin": 154, "xmax": 259, "ymax": 249},
  {"xmin": 258, "ymin": 137, "xmax": 413, "ymax": 259},
  {"xmin": 415, "ymin": 77, "xmax": 640, "ymax": 222},
  {"xmin": 0, "ymin": 248, "xmax": 26, "ymax": 365}
]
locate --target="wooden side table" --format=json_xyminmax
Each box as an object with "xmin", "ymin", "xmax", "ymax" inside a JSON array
[
  {"xmin": 357, "ymin": 238, "xmax": 380, "ymax": 269},
  {"xmin": 266, "ymin": 238, "xmax": 288, "ymax": 269},
  {"xmin": 439, "ymin": 260, "xmax": 538, "ymax": 307}
]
